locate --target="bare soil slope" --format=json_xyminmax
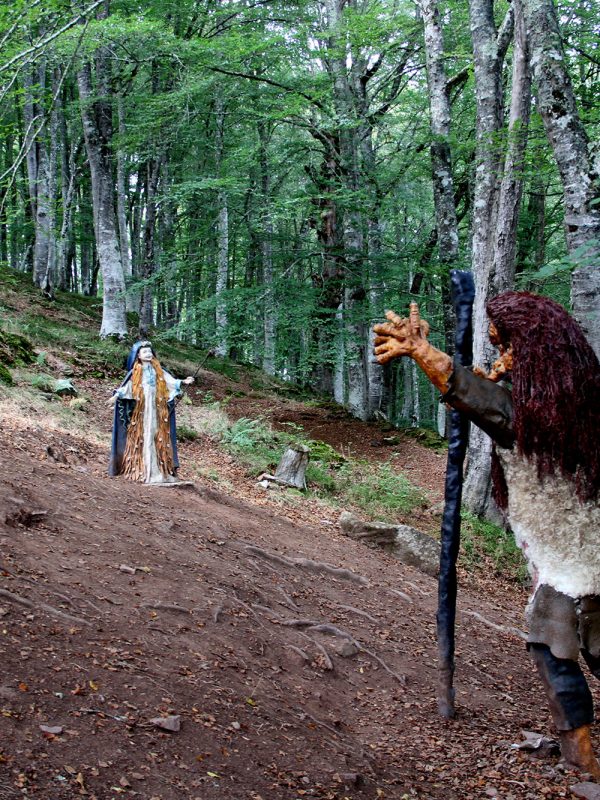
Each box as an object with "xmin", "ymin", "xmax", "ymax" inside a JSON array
[
  {"xmin": 1, "ymin": 416, "xmax": 594, "ymax": 800},
  {"xmin": 0, "ymin": 276, "xmax": 596, "ymax": 799}
]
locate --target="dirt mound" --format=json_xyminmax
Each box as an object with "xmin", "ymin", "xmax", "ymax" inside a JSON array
[{"xmin": 1, "ymin": 422, "xmax": 593, "ymax": 799}]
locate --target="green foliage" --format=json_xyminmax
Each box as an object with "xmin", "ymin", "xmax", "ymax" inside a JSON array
[
  {"xmin": 338, "ymin": 462, "xmax": 427, "ymax": 520},
  {"xmin": 400, "ymin": 426, "xmax": 448, "ymax": 452},
  {"xmin": 0, "ymin": 362, "xmax": 13, "ymax": 385},
  {"xmin": 218, "ymin": 413, "xmax": 426, "ymax": 519},
  {"xmin": 27, "ymin": 373, "xmax": 56, "ymax": 393},
  {"xmin": 460, "ymin": 511, "xmax": 527, "ymax": 582},
  {"xmin": 177, "ymin": 424, "xmax": 200, "ymax": 442},
  {"xmin": 0, "ymin": 329, "xmax": 36, "ymax": 368}
]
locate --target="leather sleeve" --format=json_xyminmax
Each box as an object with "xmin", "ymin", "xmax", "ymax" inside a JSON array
[{"xmin": 442, "ymin": 364, "xmax": 515, "ymax": 449}]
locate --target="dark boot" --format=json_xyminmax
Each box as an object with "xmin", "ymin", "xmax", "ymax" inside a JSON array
[{"xmin": 560, "ymin": 725, "xmax": 600, "ymax": 778}]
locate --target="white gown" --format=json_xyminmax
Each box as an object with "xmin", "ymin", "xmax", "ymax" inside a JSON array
[{"xmin": 116, "ymin": 365, "xmax": 182, "ymax": 484}]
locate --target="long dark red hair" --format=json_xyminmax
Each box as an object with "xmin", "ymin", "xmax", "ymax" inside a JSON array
[{"xmin": 487, "ymin": 291, "xmax": 600, "ymax": 508}]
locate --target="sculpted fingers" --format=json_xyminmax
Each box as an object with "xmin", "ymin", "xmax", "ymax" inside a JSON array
[
  {"xmin": 374, "ymin": 341, "xmax": 397, "ymax": 364},
  {"xmin": 409, "ymin": 302, "xmax": 422, "ymax": 335},
  {"xmin": 385, "ymin": 310, "xmax": 404, "ymax": 326},
  {"xmin": 373, "ymin": 321, "xmax": 404, "ymax": 338}
]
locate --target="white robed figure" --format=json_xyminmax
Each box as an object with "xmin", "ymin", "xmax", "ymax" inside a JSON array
[{"xmin": 108, "ymin": 341, "xmax": 194, "ymax": 484}]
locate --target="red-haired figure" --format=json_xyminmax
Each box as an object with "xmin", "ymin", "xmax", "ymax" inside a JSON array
[
  {"xmin": 374, "ymin": 292, "xmax": 600, "ymax": 777},
  {"xmin": 108, "ymin": 341, "xmax": 194, "ymax": 484}
]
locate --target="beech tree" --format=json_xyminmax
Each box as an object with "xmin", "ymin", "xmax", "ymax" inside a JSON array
[{"xmin": 0, "ymin": 0, "xmax": 598, "ymax": 517}]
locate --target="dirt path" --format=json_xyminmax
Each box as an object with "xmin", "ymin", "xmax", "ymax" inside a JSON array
[{"xmin": 0, "ymin": 400, "xmax": 596, "ymax": 799}]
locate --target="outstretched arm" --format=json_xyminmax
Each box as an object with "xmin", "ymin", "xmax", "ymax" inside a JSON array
[{"xmin": 373, "ymin": 303, "xmax": 453, "ymax": 393}]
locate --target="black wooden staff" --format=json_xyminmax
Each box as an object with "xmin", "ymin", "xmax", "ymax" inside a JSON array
[{"xmin": 436, "ymin": 269, "xmax": 475, "ymax": 719}]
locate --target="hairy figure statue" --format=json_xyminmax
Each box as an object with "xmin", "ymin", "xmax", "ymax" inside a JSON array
[{"xmin": 374, "ymin": 291, "xmax": 600, "ymax": 777}]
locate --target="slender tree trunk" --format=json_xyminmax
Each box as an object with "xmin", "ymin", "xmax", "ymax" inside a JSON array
[
  {"xmin": 116, "ymin": 94, "xmax": 133, "ymax": 309},
  {"xmin": 77, "ymin": 16, "xmax": 127, "ymax": 337},
  {"xmin": 258, "ymin": 119, "xmax": 276, "ymax": 376},
  {"xmin": 523, "ymin": 0, "xmax": 600, "ymax": 357},
  {"xmin": 491, "ymin": 0, "xmax": 531, "ymax": 289},
  {"xmin": 214, "ymin": 95, "xmax": 229, "ymax": 357},
  {"xmin": 463, "ymin": 1, "xmax": 515, "ymax": 518},
  {"xmin": 139, "ymin": 155, "xmax": 162, "ymax": 335},
  {"xmin": 22, "ymin": 67, "xmax": 38, "ymax": 225}
]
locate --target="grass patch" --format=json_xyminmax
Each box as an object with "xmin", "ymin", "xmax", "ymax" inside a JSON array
[
  {"xmin": 27, "ymin": 373, "xmax": 56, "ymax": 393},
  {"xmin": 177, "ymin": 424, "xmax": 200, "ymax": 442},
  {"xmin": 337, "ymin": 462, "xmax": 427, "ymax": 520},
  {"xmin": 460, "ymin": 511, "xmax": 527, "ymax": 582},
  {"xmin": 219, "ymin": 414, "xmax": 427, "ymax": 520}
]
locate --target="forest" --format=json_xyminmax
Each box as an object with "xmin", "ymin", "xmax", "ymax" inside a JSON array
[{"xmin": 0, "ymin": 0, "xmax": 599, "ymax": 513}]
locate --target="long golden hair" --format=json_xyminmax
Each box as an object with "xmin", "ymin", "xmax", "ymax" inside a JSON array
[{"xmin": 122, "ymin": 356, "xmax": 175, "ymax": 481}]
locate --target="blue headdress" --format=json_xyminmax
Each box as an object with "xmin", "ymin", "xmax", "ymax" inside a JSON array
[{"xmin": 126, "ymin": 340, "xmax": 154, "ymax": 372}]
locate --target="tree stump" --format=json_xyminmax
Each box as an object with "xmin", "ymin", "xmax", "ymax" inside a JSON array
[{"xmin": 259, "ymin": 445, "xmax": 310, "ymax": 490}]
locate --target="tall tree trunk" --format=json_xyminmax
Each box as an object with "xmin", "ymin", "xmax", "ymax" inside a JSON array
[
  {"xmin": 523, "ymin": 0, "xmax": 600, "ymax": 358},
  {"xmin": 325, "ymin": 0, "xmax": 368, "ymax": 419},
  {"xmin": 214, "ymin": 95, "xmax": 229, "ymax": 357},
  {"xmin": 77, "ymin": 14, "xmax": 127, "ymax": 338},
  {"xmin": 463, "ymin": 1, "xmax": 516, "ymax": 518},
  {"xmin": 258, "ymin": 119, "xmax": 276, "ymax": 376},
  {"xmin": 22, "ymin": 67, "xmax": 38, "ymax": 226},
  {"xmin": 116, "ymin": 94, "xmax": 133, "ymax": 309},
  {"xmin": 139, "ymin": 155, "xmax": 162, "ymax": 335},
  {"xmin": 491, "ymin": 0, "xmax": 531, "ymax": 289},
  {"xmin": 419, "ymin": 0, "xmax": 461, "ymax": 357}
]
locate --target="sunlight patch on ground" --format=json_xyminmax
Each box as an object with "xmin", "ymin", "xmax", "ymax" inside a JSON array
[{"xmin": 0, "ymin": 384, "xmax": 109, "ymax": 447}]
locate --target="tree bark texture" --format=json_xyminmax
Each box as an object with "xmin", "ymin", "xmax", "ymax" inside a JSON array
[
  {"xmin": 523, "ymin": 0, "xmax": 600, "ymax": 358},
  {"xmin": 214, "ymin": 94, "xmax": 229, "ymax": 357},
  {"xmin": 463, "ymin": 1, "xmax": 518, "ymax": 518},
  {"xmin": 77, "ymin": 59, "xmax": 127, "ymax": 337},
  {"xmin": 258, "ymin": 119, "xmax": 276, "ymax": 375}
]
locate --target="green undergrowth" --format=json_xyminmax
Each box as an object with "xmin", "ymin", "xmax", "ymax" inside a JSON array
[
  {"xmin": 400, "ymin": 425, "xmax": 448, "ymax": 452},
  {"xmin": 0, "ymin": 328, "xmax": 36, "ymax": 385},
  {"xmin": 459, "ymin": 510, "xmax": 527, "ymax": 582},
  {"xmin": 218, "ymin": 415, "xmax": 426, "ymax": 521}
]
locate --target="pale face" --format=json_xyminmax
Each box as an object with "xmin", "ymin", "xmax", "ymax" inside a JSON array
[{"xmin": 138, "ymin": 346, "xmax": 154, "ymax": 363}]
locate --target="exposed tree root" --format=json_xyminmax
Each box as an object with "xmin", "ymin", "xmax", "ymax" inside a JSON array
[
  {"xmin": 286, "ymin": 644, "xmax": 310, "ymax": 662},
  {"xmin": 279, "ymin": 617, "xmax": 405, "ymax": 684},
  {"xmin": 277, "ymin": 587, "xmax": 299, "ymax": 610},
  {"xmin": 463, "ymin": 609, "xmax": 526, "ymax": 640},
  {"xmin": 141, "ymin": 602, "xmax": 191, "ymax": 614},
  {"xmin": 0, "ymin": 588, "xmax": 90, "ymax": 626},
  {"xmin": 388, "ymin": 588, "xmax": 413, "ymax": 603},
  {"xmin": 245, "ymin": 545, "xmax": 368, "ymax": 585},
  {"xmin": 335, "ymin": 604, "xmax": 378, "ymax": 624}
]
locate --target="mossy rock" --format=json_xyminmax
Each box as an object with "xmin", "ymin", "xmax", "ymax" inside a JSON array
[
  {"xmin": 401, "ymin": 426, "xmax": 447, "ymax": 452},
  {"xmin": 0, "ymin": 362, "xmax": 13, "ymax": 385},
  {"xmin": 0, "ymin": 329, "xmax": 36, "ymax": 367}
]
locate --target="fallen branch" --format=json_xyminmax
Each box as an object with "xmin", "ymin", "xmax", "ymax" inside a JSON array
[{"xmin": 0, "ymin": 588, "xmax": 90, "ymax": 626}]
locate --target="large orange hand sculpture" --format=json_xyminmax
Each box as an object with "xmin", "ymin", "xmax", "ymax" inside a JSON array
[{"xmin": 373, "ymin": 302, "xmax": 453, "ymax": 394}]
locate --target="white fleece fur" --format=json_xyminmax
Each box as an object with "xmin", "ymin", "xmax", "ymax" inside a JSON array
[{"xmin": 498, "ymin": 448, "xmax": 600, "ymax": 598}]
